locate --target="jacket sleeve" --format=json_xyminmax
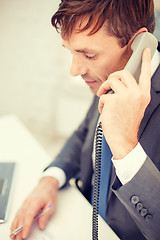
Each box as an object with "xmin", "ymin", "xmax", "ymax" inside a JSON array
[
  {"xmin": 44, "ymin": 96, "xmax": 98, "ymax": 184},
  {"xmin": 111, "ymin": 156, "xmax": 160, "ymax": 240}
]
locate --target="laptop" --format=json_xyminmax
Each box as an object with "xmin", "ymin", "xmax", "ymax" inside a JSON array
[{"xmin": 0, "ymin": 162, "xmax": 16, "ymax": 223}]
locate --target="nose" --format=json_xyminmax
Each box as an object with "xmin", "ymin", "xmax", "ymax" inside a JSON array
[{"xmin": 70, "ymin": 54, "xmax": 87, "ymax": 77}]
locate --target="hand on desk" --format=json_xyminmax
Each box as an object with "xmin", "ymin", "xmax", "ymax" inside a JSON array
[{"xmin": 10, "ymin": 176, "xmax": 59, "ymax": 240}]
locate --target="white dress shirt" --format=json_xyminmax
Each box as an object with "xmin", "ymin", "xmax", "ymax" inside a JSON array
[{"xmin": 43, "ymin": 49, "xmax": 160, "ymax": 187}]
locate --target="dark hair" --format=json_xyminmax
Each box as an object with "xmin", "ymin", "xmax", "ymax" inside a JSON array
[{"xmin": 51, "ymin": 0, "xmax": 155, "ymax": 47}]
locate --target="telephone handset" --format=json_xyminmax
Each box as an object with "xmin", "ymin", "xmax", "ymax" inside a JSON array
[
  {"xmin": 92, "ymin": 32, "xmax": 158, "ymax": 240},
  {"xmin": 125, "ymin": 32, "xmax": 158, "ymax": 82},
  {"xmin": 108, "ymin": 32, "xmax": 158, "ymax": 94}
]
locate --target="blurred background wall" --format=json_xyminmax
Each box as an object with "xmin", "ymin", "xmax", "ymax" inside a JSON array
[
  {"xmin": 0, "ymin": 0, "xmax": 159, "ymax": 156},
  {"xmin": 0, "ymin": 0, "xmax": 93, "ymax": 155}
]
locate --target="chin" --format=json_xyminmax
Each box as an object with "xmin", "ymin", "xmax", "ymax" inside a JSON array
[{"xmin": 89, "ymin": 87, "xmax": 98, "ymax": 95}]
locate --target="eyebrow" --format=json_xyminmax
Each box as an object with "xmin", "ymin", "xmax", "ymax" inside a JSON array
[{"xmin": 62, "ymin": 44, "xmax": 98, "ymax": 54}]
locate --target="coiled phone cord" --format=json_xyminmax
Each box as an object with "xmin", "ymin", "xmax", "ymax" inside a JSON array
[{"xmin": 92, "ymin": 121, "xmax": 103, "ymax": 240}]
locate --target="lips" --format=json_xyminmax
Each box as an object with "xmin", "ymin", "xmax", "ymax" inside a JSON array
[{"xmin": 85, "ymin": 80, "xmax": 97, "ymax": 86}]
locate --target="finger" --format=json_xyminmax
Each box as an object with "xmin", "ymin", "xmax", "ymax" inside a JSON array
[
  {"xmin": 22, "ymin": 201, "xmax": 43, "ymax": 239},
  {"xmin": 37, "ymin": 204, "xmax": 55, "ymax": 230},
  {"xmin": 10, "ymin": 214, "xmax": 23, "ymax": 240},
  {"xmin": 12, "ymin": 218, "xmax": 23, "ymax": 240},
  {"xmin": 97, "ymin": 74, "xmax": 129, "ymax": 98},
  {"xmin": 139, "ymin": 48, "xmax": 151, "ymax": 93},
  {"xmin": 98, "ymin": 94, "xmax": 112, "ymax": 114},
  {"xmin": 108, "ymin": 69, "xmax": 138, "ymax": 89},
  {"xmin": 107, "ymin": 76, "xmax": 127, "ymax": 93},
  {"xmin": 97, "ymin": 81, "xmax": 111, "ymax": 97},
  {"xmin": 98, "ymin": 94, "xmax": 105, "ymax": 114},
  {"xmin": 10, "ymin": 215, "xmax": 19, "ymax": 233},
  {"xmin": 15, "ymin": 230, "xmax": 23, "ymax": 240}
]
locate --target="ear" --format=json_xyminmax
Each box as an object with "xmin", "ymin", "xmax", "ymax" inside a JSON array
[{"xmin": 127, "ymin": 27, "xmax": 148, "ymax": 50}]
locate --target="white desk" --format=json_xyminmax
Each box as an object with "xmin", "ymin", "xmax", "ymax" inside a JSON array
[{"xmin": 0, "ymin": 115, "xmax": 120, "ymax": 240}]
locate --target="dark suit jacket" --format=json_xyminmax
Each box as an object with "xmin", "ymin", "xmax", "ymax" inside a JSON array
[{"xmin": 45, "ymin": 47, "xmax": 160, "ymax": 240}]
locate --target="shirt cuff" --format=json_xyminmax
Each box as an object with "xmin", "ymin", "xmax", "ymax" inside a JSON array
[
  {"xmin": 42, "ymin": 167, "xmax": 66, "ymax": 188},
  {"xmin": 112, "ymin": 143, "xmax": 147, "ymax": 185}
]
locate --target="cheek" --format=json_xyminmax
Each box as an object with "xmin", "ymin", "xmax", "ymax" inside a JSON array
[
  {"xmin": 98, "ymin": 56, "xmax": 124, "ymax": 80},
  {"xmin": 92, "ymin": 61, "xmax": 112, "ymax": 82}
]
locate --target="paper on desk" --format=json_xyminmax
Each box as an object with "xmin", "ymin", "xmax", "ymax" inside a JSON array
[{"xmin": 27, "ymin": 221, "xmax": 70, "ymax": 240}]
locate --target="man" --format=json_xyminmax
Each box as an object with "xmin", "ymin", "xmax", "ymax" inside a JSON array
[{"xmin": 11, "ymin": 1, "xmax": 160, "ymax": 240}]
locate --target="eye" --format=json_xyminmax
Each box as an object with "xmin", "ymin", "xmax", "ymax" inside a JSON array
[{"xmin": 84, "ymin": 54, "xmax": 97, "ymax": 60}]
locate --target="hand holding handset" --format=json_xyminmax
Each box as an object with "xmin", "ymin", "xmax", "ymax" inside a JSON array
[
  {"xmin": 108, "ymin": 32, "xmax": 158, "ymax": 94},
  {"xmin": 92, "ymin": 32, "xmax": 158, "ymax": 240}
]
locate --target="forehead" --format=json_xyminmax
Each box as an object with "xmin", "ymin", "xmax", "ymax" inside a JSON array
[{"xmin": 62, "ymin": 18, "xmax": 118, "ymax": 52}]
